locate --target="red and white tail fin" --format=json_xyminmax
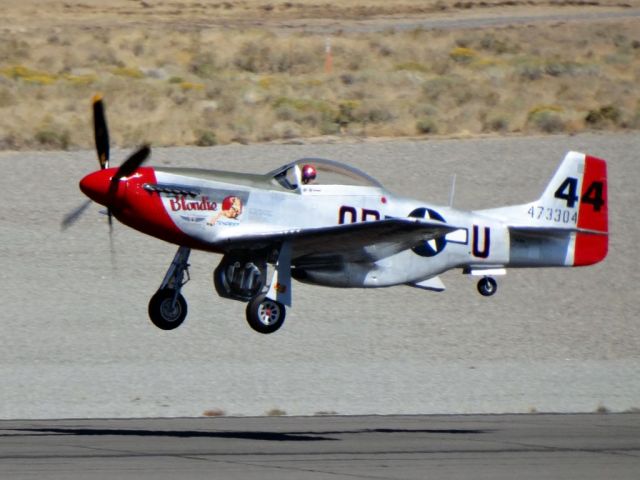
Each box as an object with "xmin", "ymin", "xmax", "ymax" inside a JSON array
[
  {"xmin": 481, "ymin": 151, "xmax": 608, "ymax": 266},
  {"xmin": 536, "ymin": 151, "xmax": 608, "ymax": 265}
]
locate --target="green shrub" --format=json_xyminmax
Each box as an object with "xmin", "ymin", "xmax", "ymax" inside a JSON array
[
  {"xmin": 335, "ymin": 100, "xmax": 360, "ymax": 126},
  {"xmin": 517, "ymin": 62, "xmax": 544, "ymax": 81},
  {"xmin": 449, "ymin": 47, "xmax": 478, "ymax": 64},
  {"xmin": 528, "ymin": 110, "xmax": 565, "ymax": 133},
  {"xmin": 483, "ymin": 116, "xmax": 509, "ymax": 133},
  {"xmin": 354, "ymin": 103, "xmax": 393, "ymax": 124},
  {"xmin": 544, "ymin": 60, "xmax": 583, "ymax": 77},
  {"xmin": 273, "ymin": 96, "xmax": 333, "ymax": 114},
  {"xmin": 190, "ymin": 52, "xmax": 218, "ymax": 79},
  {"xmin": 416, "ymin": 117, "xmax": 437, "ymax": 134},
  {"xmin": 275, "ymin": 104, "xmax": 296, "ymax": 121},
  {"xmin": 35, "ymin": 129, "xmax": 70, "ymax": 149},
  {"xmin": 478, "ymin": 33, "xmax": 512, "ymax": 54},
  {"xmin": 422, "ymin": 75, "xmax": 465, "ymax": 102},
  {"xmin": 233, "ymin": 37, "xmax": 316, "ymax": 73},
  {"xmin": 394, "ymin": 62, "xmax": 430, "ymax": 73},
  {"xmin": 320, "ymin": 120, "xmax": 340, "ymax": 135},
  {"xmin": 585, "ymin": 105, "xmax": 622, "ymax": 128},
  {"xmin": 195, "ymin": 130, "xmax": 217, "ymax": 146},
  {"xmin": 111, "ymin": 66, "xmax": 144, "ymax": 79}
]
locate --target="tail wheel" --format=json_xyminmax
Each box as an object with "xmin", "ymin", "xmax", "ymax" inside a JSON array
[
  {"xmin": 246, "ymin": 294, "xmax": 286, "ymax": 334},
  {"xmin": 477, "ymin": 277, "xmax": 497, "ymax": 297},
  {"xmin": 148, "ymin": 289, "xmax": 187, "ymax": 330}
]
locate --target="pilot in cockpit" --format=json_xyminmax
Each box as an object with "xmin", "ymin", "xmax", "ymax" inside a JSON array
[{"xmin": 301, "ymin": 164, "xmax": 317, "ymax": 184}]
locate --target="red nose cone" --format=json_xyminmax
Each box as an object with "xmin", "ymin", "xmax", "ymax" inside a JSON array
[{"xmin": 79, "ymin": 169, "xmax": 115, "ymax": 206}]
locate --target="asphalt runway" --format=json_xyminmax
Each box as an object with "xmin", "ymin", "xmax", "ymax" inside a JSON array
[
  {"xmin": 1, "ymin": 414, "xmax": 639, "ymax": 479},
  {"xmin": 0, "ymin": 133, "xmax": 638, "ymax": 418}
]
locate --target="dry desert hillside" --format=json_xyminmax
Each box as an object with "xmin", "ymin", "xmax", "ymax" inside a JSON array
[{"xmin": 0, "ymin": 0, "xmax": 639, "ymax": 149}]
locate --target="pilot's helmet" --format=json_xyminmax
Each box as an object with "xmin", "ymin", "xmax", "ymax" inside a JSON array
[{"xmin": 301, "ymin": 164, "xmax": 317, "ymax": 184}]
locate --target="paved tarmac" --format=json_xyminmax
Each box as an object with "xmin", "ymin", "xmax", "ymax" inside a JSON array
[
  {"xmin": 1, "ymin": 414, "xmax": 639, "ymax": 479},
  {"xmin": 0, "ymin": 133, "xmax": 638, "ymax": 418}
]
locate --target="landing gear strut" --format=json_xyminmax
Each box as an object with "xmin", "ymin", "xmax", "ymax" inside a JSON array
[
  {"xmin": 148, "ymin": 246, "xmax": 191, "ymax": 330},
  {"xmin": 477, "ymin": 276, "xmax": 497, "ymax": 297},
  {"xmin": 148, "ymin": 243, "xmax": 293, "ymax": 334},
  {"xmin": 244, "ymin": 241, "xmax": 291, "ymax": 334}
]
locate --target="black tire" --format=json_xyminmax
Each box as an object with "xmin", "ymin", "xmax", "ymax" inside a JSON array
[
  {"xmin": 148, "ymin": 289, "xmax": 187, "ymax": 330},
  {"xmin": 245, "ymin": 294, "xmax": 286, "ymax": 334},
  {"xmin": 477, "ymin": 277, "xmax": 498, "ymax": 297}
]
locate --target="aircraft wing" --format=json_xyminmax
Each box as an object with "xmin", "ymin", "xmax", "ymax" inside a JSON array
[{"xmin": 220, "ymin": 218, "xmax": 459, "ymax": 263}]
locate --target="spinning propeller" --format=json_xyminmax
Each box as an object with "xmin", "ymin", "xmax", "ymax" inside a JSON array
[
  {"xmin": 62, "ymin": 95, "xmax": 150, "ymax": 230},
  {"xmin": 93, "ymin": 94, "xmax": 110, "ymax": 170}
]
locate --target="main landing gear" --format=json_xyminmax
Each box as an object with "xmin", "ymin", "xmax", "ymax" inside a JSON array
[
  {"xmin": 148, "ymin": 243, "xmax": 292, "ymax": 334},
  {"xmin": 148, "ymin": 246, "xmax": 191, "ymax": 330},
  {"xmin": 215, "ymin": 243, "xmax": 292, "ymax": 334},
  {"xmin": 214, "ymin": 254, "xmax": 287, "ymax": 334}
]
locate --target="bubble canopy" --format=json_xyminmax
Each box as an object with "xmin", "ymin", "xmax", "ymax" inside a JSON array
[{"xmin": 269, "ymin": 157, "xmax": 384, "ymax": 190}]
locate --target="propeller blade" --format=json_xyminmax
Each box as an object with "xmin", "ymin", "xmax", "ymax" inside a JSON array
[
  {"xmin": 108, "ymin": 214, "xmax": 117, "ymax": 270},
  {"xmin": 91, "ymin": 95, "xmax": 150, "ymax": 235},
  {"xmin": 113, "ymin": 144, "xmax": 150, "ymax": 180},
  {"xmin": 93, "ymin": 94, "xmax": 110, "ymax": 170},
  {"xmin": 61, "ymin": 200, "xmax": 92, "ymax": 230}
]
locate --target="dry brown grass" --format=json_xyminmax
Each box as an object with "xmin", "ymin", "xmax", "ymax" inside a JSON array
[{"xmin": 0, "ymin": 1, "xmax": 639, "ymax": 149}]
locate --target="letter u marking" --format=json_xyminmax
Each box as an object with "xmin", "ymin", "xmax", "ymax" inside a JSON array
[{"xmin": 472, "ymin": 225, "xmax": 490, "ymax": 258}]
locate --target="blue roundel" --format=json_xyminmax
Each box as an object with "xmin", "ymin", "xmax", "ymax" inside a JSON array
[{"xmin": 409, "ymin": 208, "xmax": 447, "ymax": 257}]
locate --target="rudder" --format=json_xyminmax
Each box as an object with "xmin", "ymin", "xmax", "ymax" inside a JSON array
[{"xmin": 574, "ymin": 154, "xmax": 608, "ymax": 265}]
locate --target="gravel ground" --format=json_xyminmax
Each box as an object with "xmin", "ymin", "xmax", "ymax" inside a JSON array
[{"xmin": 0, "ymin": 132, "xmax": 638, "ymax": 419}]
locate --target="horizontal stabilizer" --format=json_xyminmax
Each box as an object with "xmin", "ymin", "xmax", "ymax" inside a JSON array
[{"xmin": 509, "ymin": 226, "xmax": 608, "ymax": 238}]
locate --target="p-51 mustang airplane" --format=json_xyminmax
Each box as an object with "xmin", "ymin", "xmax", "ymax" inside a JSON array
[{"xmin": 69, "ymin": 96, "xmax": 608, "ymax": 334}]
